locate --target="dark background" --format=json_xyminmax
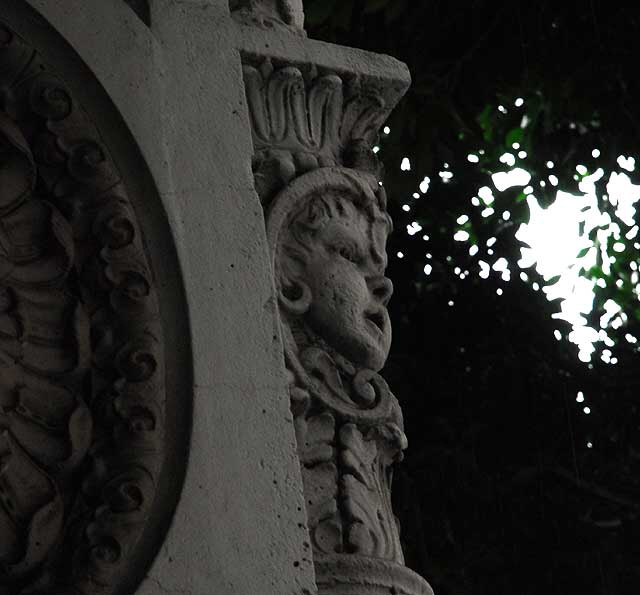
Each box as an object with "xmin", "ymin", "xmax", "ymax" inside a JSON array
[{"xmin": 305, "ymin": 2, "xmax": 640, "ymax": 593}]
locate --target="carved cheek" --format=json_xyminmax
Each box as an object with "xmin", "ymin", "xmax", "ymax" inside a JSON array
[
  {"xmin": 327, "ymin": 265, "xmax": 369, "ymax": 318},
  {"xmin": 308, "ymin": 263, "xmax": 366, "ymax": 333},
  {"xmin": 380, "ymin": 310, "xmax": 392, "ymax": 352}
]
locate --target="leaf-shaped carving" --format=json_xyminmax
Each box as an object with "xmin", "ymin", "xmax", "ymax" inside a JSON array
[
  {"xmin": 339, "ymin": 423, "xmax": 402, "ymax": 561},
  {"xmin": 242, "ymin": 60, "xmax": 390, "ymax": 202},
  {"xmin": 301, "ymin": 461, "xmax": 341, "ymax": 555}
]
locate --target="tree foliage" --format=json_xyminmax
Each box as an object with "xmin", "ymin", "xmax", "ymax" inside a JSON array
[{"xmin": 305, "ymin": 1, "xmax": 640, "ymax": 593}]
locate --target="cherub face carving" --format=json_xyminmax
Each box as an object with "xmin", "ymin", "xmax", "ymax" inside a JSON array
[{"xmin": 279, "ymin": 191, "xmax": 393, "ymax": 372}]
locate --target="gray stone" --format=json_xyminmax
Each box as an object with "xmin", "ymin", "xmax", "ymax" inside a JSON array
[{"xmin": 0, "ymin": 1, "xmax": 433, "ymax": 594}]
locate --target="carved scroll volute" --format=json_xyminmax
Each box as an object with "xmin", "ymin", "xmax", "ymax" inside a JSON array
[
  {"xmin": 0, "ymin": 20, "xmax": 178, "ymax": 595},
  {"xmin": 266, "ymin": 169, "xmax": 433, "ymax": 594}
]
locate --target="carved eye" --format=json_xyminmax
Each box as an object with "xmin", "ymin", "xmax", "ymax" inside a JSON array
[{"xmin": 335, "ymin": 243, "xmax": 358, "ymax": 264}]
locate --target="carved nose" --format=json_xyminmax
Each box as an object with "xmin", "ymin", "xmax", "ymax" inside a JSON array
[{"xmin": 369, "ymin": 276, "xmax": 393, "ymax": 306}]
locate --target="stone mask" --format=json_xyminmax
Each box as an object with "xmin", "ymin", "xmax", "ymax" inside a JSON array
[{"xmin": 270, "ymin": 168, "xmax": 393, "ymax": 372}]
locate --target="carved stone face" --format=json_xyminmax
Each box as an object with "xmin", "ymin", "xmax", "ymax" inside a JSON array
[{"xmin": 300, "ymin": 199, "xmax": 393, "ymax": 371}]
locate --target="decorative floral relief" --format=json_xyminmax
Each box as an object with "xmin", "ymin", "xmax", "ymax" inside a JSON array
[{"xmin": 0, "ymin": 22, "xmax": 165, "ymax": 595}]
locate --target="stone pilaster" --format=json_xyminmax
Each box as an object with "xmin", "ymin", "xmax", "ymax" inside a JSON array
[{"xmin": 239, "ymin": 4, "xmax": 434, "ymax": 594}]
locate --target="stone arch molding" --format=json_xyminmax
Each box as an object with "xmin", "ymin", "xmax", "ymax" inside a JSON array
[{"xmin": 0, "ymin": 14, "xmax": 188, "ymax": 595}]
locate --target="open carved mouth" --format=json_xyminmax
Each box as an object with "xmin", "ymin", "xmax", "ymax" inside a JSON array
[{"xmin": 365, "ymin": 309, "xmax": 386, "ymax": 334}]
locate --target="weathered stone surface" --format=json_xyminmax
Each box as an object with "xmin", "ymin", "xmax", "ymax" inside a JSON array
[
  {"xmin": 316, "ymin": 555, "xmax": 434, "ymax": 595},
  {"xmin": 123, "ymin": 0, "xmax": 150, "ymax": 25}
]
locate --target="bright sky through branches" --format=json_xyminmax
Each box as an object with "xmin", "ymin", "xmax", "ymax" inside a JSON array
[
  {"xmin": 496, "ymin": 163, "xmax": 640, "ymax": 362},
  {"xmin": 405, "ymin": 158, "xmax": 640, "ymax": 363},
  {"xmin": 391, "ymin": 97, "xmax": 640, "ymax": 365}
]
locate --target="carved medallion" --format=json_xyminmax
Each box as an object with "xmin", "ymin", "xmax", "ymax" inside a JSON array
[{"xmin": 0, "ymin": 19, "xmax": 174, "ymax": 595}]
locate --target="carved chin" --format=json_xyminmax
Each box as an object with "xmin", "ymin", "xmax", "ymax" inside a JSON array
[
  {"xmin": 362, "ymin": 340, "xmax": 390, "ymax": 372},
  {"xmin": 305, "ymin": 314, "xmax": 391, "ymax": 371},
  {"xmin": 347, "ymin": 326, "xmax": 391, "ymax": 372}
]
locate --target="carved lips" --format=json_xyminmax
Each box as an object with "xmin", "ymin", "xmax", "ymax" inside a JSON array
[{"xmin": 364, "ymin": 305, "xmax": 387, "ymax": 336}]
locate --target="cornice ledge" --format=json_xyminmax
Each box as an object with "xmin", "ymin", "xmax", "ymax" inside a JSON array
[{"xmin": 240, "ymin": 44, "xmax": 410, "ymax": 202}]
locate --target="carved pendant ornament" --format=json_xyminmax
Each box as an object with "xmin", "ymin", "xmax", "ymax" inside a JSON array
[
  {"xmin": 250, "ymin": 58, "xmax": 434, "ymax": 594},
  {"xmin": 0, "ymin": 22, "xmax": 166, "ymax": 594}
]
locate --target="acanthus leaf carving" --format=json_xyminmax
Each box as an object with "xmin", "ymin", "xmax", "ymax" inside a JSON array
[{"xmin": 243, "ymin": 59, "xmax": 392, "ymax": 204}]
